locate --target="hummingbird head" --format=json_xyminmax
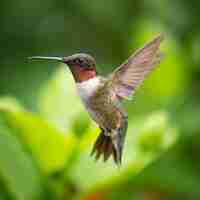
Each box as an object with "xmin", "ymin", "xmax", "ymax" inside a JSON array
[
  {"xmin": 63, "ymin": 53, "xmax": 97, "ymax": 82},
  {"xmin": 28, "ymin": 53, "xmax": 97, "ymax": 82}
]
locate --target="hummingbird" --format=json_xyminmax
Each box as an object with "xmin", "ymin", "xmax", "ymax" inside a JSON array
[{"xmin": 29, "ymin": 35, "xmax": 164, "ymax": 165}]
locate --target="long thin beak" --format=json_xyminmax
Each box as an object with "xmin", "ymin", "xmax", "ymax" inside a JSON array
[{"xmin": 28, "ymin": 56, "xmax": 64, "ymax": 62}]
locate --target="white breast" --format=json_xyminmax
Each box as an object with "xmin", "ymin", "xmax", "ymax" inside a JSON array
[{"xmin": 76, "ymin": 77, "xmax": 100, "ymax": 101}]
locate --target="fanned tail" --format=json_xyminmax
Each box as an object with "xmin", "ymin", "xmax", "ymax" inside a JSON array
[
  {"xmin": 91, "ymin": 133, "xmax": 121, "ymax": 164},
  {"xmin": 91, "ymin": 117, "xmax": 128, "ymax": 165}
]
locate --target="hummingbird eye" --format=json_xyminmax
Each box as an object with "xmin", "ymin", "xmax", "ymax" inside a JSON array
[
  {"xmin": 76, "ymin": 58, "xmax": 87, "ymax": 67},
  {"xmin": 78, "ymin": 58, "xmax": 83, "ymax": 63}
]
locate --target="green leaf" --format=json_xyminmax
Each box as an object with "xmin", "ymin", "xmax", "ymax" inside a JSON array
[
  {"xmin": 4, "ymin": 110, "xmax": 77, "ymax": 175},
  {"xmin": 136, "ymin": 111, "xmax": 178, "ymax": 154},
  {"xmin": 0, "ymin": 97, "xmax": 24, "ymax": 112},
  {"xmin": 0, "ymin": 112, "xmax": 45, "ymax": 200}
]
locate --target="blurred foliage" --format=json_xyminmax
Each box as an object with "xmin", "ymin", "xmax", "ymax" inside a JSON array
[
  {"xmin": 0, "ymin": 0, "xmax": 200, "ymax": 200},
  {"xmin": 0, "ymin": 71, "xmax": 178, "ymax": 200}
]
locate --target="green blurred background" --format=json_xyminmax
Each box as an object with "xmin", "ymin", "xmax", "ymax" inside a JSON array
[{"xmin": 0, "ymin": 0, "xmax": 200, "ymax": 200}]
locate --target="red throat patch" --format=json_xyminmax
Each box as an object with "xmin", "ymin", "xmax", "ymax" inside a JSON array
[{"xmin": 69, "ymin": 65, "xmax": 97, "ymax": 82}]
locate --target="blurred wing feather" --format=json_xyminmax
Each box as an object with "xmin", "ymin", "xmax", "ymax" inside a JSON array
[{"xmin": 110, "ymin": 34, "xmax": 164, "ymax": 100}]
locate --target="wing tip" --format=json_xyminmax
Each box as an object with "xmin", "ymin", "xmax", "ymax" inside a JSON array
[{"xmin": 154, "ymin": 33, "xmax": 165, "ymax": 44}]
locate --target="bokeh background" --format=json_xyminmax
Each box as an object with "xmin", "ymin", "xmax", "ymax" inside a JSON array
[{"xmin": 0, "ymin": 0, "xmax": 200, "ymax": 200}]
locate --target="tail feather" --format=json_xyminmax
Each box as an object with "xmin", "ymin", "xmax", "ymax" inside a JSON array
[
  {"xmin": 112, "ymin": 133, "xmax": 123, "ymax": 164},
  {"xmin": 91, "ymin": 130, "xmax": 124, "ymax": 165},
  {"xmin": 103, "ymin": 138, "xmax": 113, "ymax": 161},
  {"xmin": 91, "ymin": 117, "xmax": 128, "ymax": 165}
]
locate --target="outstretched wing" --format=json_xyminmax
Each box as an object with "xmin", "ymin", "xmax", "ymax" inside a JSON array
[{"xmin": 109, "ymin": 34, "xmax": 164, "ymax": 100}]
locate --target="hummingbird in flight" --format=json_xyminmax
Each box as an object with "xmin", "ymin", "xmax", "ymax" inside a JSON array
[{"xmin": 29, "ymin": 35, "xmax": 164, "ymax": 165}]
